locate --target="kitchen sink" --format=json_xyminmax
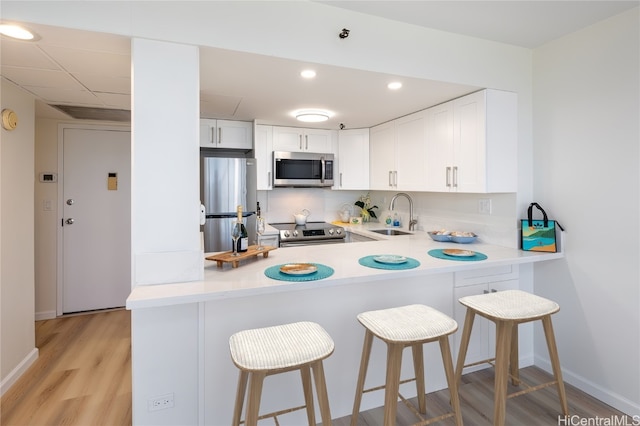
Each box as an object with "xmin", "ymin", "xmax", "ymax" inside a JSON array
[{"xmin": 370, "ymin": 229, "xmax": 412, "ymax": 236}]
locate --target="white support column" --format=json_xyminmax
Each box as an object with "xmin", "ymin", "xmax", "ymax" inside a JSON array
[{"xmin": 131, "ymin": 38, "xmax": 202, "ymax": 286}]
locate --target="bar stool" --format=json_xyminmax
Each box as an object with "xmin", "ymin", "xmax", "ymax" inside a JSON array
[
  {"xmin": 454, "ymin": 289, "xmax": 569, "ymax": 426},
  {"xmin": 229, "ymin": 321, "xmax": 334, "ymax": 426},
  {"xmin": 351, "ymin": 304, "xmax": 463, "ymax": 426}
]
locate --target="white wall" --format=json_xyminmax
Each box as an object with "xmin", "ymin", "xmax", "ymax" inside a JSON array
[
  {"xmin": 532, "ymin": 8, "xmax": 639, "ymax": 414},
  {"xmin": 0, "ymin": 81, "xmax": 38, "ymax": 394}
]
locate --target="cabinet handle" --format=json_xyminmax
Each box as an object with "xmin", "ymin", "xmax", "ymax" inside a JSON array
[
  {"xmin": 218, "ymin": 127, "xmax": 222, "ymax": 145},
  {"xmin": 209, "ymin": 127, "xmax": 215, "ymax": 144},
  {"xmin": 340, "ymin": 172, "xmax": 343, "ymax": 187},
  {"xmin": 394, "ymin": 171, "xmax": 398, "ymax": 187},
  {"xmin": 305, "ymin": 135, "xmax": 309, "ymax": 150},
  {"xmin": 453, "ymin": 166, "xmax": 458, "ymax": 188},
  {"xmin": 299, "ymin": 135, "xmax": 303, "ymax": 150},
  {"xmin": 388, "ymin": 171, "xmax": 393, "ymax": 187},
  {"xmin": 446, "ymin": 167, "xmax": 451, "ymax": 187}
]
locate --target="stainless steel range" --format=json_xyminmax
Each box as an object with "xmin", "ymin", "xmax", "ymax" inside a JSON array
[{"xmin": 270, "ymin": 222, "xmax": 345, "ymax": 247}]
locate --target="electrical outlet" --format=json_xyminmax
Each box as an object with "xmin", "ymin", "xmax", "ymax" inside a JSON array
[
  {"xmin": 478, "ymin": 198, "xmax": 492, "ymax": 215},
  {"xmin": 148, "ymin": 393, "xmax": 174, "ymax": 412}
]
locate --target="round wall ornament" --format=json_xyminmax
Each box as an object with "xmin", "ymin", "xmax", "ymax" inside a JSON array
[{"xmin": 2, "ymin": 109, "xmax": 18, "ymax": 131}]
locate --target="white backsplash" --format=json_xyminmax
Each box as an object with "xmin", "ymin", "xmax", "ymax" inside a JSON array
[{"xmin": 257, "ymin": 189, "xmax": 518, "ymax": 247}]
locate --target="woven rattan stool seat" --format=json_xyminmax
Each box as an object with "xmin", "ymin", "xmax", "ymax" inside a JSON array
[
  {"xmin": 357, "ymin": 304, "xmax": 458, "ymax": 342},
  {"xmin": 229, "ymin": 321, "xmax": 334, "ymax": 371},
  {"xmin": 458, "ymin": 289, "xmax": 559, "ymax": 320},
  {"xmin": 229, "ymin": 321, "xmax": 334, "ymax": 426},
  {"xmin": 455, "ymin": 290, "xmax": 568, "ymax": 426},
  {"xmin": 351, "ymin": 304, "xmax": 462, "ymax": 426}
]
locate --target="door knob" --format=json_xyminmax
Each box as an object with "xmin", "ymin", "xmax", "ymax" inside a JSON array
[{"xmin": 66, "ymin": 218, "xmax": 75, "ymax": 225}]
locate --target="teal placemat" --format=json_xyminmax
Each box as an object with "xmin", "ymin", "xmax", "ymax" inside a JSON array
[
  {"xmin": 358, "ymin": 255, "xmax": 420, "ymax": 270},
  {"xmin": 428, "ymin": 249, "xmax": 487, "ymax": 261},
  {"xmin": 264, "ymin": 263, "xmax": 334, "ymax": 282}
]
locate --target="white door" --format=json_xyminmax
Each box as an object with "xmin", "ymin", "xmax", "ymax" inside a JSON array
[{"xmin": 61, "ymin": 127, "xmax": 131, "ymax": 314}]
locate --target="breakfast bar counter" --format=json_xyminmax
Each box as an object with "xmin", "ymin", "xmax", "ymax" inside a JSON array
[
  {"xmin": 126, "ymin": 228, "xmax": 562, "ymax": 309},
  {"xmin": 126, "ymin": 228, "xmax": 564, "ymax": 425}
]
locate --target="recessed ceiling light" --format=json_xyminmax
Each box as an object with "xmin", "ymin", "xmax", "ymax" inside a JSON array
[
  {"xmin": 300, "ymin": 69, "xmax": 317, "ymax": 79},
  {"xmin": 0, "ymin": 24, "xmax": 39, "ymax": 41},
  {"xmin": 294, "ymin": 109, "xmax": 332, "ymax": 122},
  {"xmin": 388, "ymin": 82, "xmax": 403, "ymax": 90}
]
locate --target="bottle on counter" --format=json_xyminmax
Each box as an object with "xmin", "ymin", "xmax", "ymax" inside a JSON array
[
  {"xmin": 234, "ymin": 205, "xmax": 249, "ymax": 252},
  {"xmin": 393, "ymin": 213, "xmax": 400, "ymax": 227}
]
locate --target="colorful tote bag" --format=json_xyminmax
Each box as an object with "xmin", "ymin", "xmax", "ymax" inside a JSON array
[{"xmin": 521, "ymin": 203, "xmax": 564, "ymax": 253}]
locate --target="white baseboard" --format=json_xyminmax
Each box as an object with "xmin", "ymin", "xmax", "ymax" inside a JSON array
[
  {"xmin": 35, "ymin": 310, "xmax": 56, "ymax": 321},
  {"xmin": 535, "ymin": 355, "xmax": 640, "ymax": 416},
  {"xmin": 0, "ymin": 348, "xmax": 39, "ymax": 397}
]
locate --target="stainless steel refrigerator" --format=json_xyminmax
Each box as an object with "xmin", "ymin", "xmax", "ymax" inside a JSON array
[{"xmin": 200, "ymin": 153, "xmax": 257, "ymax": 253}]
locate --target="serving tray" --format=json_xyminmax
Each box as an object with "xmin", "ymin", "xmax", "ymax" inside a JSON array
[{"xmin": 206, "ymin": 245, "xmax": 277, "ymax": 268}]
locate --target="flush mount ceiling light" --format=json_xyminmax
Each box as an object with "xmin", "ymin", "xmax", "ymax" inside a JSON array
[
  {"xmin": 294, "ymin": 109, "xmax": 332, "ymax": 123},
  {"xmin": 0, "ymin": 23, "xmax": 39, "ymax": 41},
  {"xmin": 300, "ymin": 69, "xmax": 316, "ymax": 79},
  {"xmin": 388, "ymin": 82, "xmax": 403, "ymax": 90}
]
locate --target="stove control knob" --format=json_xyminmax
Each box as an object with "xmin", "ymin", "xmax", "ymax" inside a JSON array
[
  {"xmin": 335, "ymin": 228, "xmax": 342, "ymax": 235},
  {"xmin": 328, "ymin": 228, "xmax": 334, "ymax": 235},
  {"xmin": 292, "ymin": 230, "xmax": 299, "ymax": 237},
  {"xmin": 283, "ymin": 231, "xmax": 290, "ymax": 238}
]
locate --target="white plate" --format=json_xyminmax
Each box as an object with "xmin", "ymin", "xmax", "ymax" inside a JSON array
[
  {"xmin": 442, "ymin": 249, "xmax": 475, "ymax": 257},
  {"xmin": 373, "ymin": 255, "xmax": 408, "ymax": 264},
  {"xmin": 280, "ymin": 263, "xmax": 318, "ymax": 275}
]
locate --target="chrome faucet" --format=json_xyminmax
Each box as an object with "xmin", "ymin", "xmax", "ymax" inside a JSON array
[{"xmin": 389, "ymin": 192, "xmax": 417, "ymax": 231}]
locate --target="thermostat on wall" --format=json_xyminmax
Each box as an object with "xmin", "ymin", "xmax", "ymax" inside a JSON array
[{"xmin": 39, "ymin": 173, "xmax": 58, "ymax": 183}]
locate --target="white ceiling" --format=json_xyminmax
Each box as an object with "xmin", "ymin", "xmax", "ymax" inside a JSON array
[{"xmin": 1, "ymin": 1, "xmax": 637, "ymax": 129}]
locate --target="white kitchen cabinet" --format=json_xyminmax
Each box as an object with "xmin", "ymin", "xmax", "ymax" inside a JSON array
[
  {"xmin": 425, "ymin": 89, "xmax": 517, "ymax": 193},
  {"xmin": 254, "ymin": 125, "xmax": 273, "ymax": 190},
  {"xmin": 369, "ymin": 111, "xmax": 428, "ymax": 191},
  {"xmin": 272, "ymin": 126, "xmax": 335, "ymax": 153},
  {"xmin": 199, "ymin": 119, "xmax": 253, "ymax": 150},
  {"xmin": 336, "ymin": 128, "xmax": 369, "ymax": 190},
  {"xmin": 452, "ymin": 265, "xmax": 519, "ymax": 372}
]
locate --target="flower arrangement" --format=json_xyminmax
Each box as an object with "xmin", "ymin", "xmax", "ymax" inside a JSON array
[{"xmin": 355, "ymin": 193, "xmax": 378, "ymax": 222}]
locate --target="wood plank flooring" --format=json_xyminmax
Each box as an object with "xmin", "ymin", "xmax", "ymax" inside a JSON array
[
  {"xmin": 1, "ymin": 309, "xmax": 628, "ymax": 425},
  {"xmin": 1, "ymin": 309, "xmax": 131, "ymax": 426}
]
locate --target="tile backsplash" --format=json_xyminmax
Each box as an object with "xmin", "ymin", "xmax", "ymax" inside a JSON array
[{"xmin": 257, "ymin": 189, "xmax": 518, "ymax": 247}]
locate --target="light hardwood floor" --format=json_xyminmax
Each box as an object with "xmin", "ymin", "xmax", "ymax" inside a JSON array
[{"xmin": 1, "ymin": 310, "xmax": 628, "ymax": 425}]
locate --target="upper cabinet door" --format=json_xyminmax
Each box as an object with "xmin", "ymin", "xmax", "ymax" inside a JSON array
[
  {"xmin": 336, "ymin": 128, "xmax": 369, "ymax": 190},
  {"xmin": 217, "ymin": 120, "xmax": 253, "ymax": 150},
  {"xmin": 425, "ymin": 101, "xmax": 454, "ymax": 191},
  {"xmin": 199, "ymin": 119, "xmax": 252, "ymax": 149},
  {"xmin": 254, "ymin": 125, "xmax": 273, "ymax": 190},
  {"xmin": 369, "ymin": 121, "xmax": 396, "ymax": 190},
  {"xmin": 272, "ymin": 127, "xmax": 334, "ymax": 152},
  {"xmin": 424, "ymin": 89, "xmax": 517, "ymax": 193},
  {"xmin": 394, "ymin": 110, "xmax": 428, "ymax": 191}
]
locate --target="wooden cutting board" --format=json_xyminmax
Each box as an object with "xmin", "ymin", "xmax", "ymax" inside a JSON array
[{"xmin": 205, "ymin": 245, "xmax": 277, "ymax": 268}]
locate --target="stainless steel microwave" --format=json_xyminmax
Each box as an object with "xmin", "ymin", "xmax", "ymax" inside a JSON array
[{"xmin": 273, "ymin": 151, "xmax": 334, "ymax": 187}]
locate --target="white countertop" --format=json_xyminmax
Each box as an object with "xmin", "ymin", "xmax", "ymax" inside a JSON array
[{"xmin": 126, "ymin": 224, "xmax": 563, "ymax": 309}]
